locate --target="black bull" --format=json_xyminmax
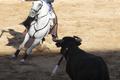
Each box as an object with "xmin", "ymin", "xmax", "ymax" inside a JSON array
[{"xmin": 55, "ymin": 36, "xmax": 110, "ymax": 80}]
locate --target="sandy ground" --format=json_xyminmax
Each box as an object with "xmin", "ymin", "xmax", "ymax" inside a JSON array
[{"xmin": 0, "ymin": 0, "xmax": 120, "ymax": 80}]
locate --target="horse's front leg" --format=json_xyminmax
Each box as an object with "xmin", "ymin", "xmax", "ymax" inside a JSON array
[
  {"xmin": 11, "ymin": 33, "xmax": 30, "ymax": 59},
  {"xmin": 20, "ymin": 38, "xmax": 42, "ymax": 62}
]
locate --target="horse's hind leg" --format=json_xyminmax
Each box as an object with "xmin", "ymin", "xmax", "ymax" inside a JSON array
[
  {"xmin": 12, "ymin": 33, "xmax": 30, "ymax": 58},
  {"xmin": 20, "ymin": 38, "xmax": 41, "ymax": 62}
]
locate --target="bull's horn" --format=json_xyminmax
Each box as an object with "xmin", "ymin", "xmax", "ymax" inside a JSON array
[
  {"xmin": 53, "ymin": 39, "xmax": 62, "ymax": 42},
  {"xmin": 73, "ymin": 36, "xmax": 82, "ymax": 42}
]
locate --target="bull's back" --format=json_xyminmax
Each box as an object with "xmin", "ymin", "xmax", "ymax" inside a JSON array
[{"xmin": 66, "ymin": 50, "xmax": 109, "ymax": 80}]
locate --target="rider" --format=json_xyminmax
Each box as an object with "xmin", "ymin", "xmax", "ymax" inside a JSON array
[
  {"xmin": 21, "ymin": 0, "xmax": 58, "ymax": 41},
  {"xmin": 44, "ymin": 0, "xmax": 58, "ymax": 41}
]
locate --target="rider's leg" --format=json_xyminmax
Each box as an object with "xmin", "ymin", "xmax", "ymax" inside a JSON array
[
  {"xmin": 51, "ymin": 18, "xmax": 58, "ymax": 41},
  {"xmin": 49, "ymin": 8, "xmax": 58, "ymax": 41}
]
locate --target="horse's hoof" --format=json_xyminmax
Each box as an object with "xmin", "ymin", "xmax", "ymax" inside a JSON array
[
  {"xmin": 10, "ymin": 55, "xmax": 17, "ymax": 60},
  {"xmin": 20, "ymin": 59, "xmax": 25, "ymax": 64}
]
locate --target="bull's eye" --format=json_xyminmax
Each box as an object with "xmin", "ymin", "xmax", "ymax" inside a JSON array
[
  {"xmin": 60, "ymin": 48, "xmax": 68, "ymax": 56},
  {"xmin": 66, "ymin": 48, "xmax": 68, "ymax": 50}
]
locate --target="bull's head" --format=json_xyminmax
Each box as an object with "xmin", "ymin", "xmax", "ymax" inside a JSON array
[
  {"xmin": 55, "ymin": 36, "xmax": 82, "ymax": 58},
  {"xmin": 51, "ymin": 36, "xmax": 82, "ymax": 75},
  {"xmin": 55, "ymin": 36, "xmax": 82, "ymax": 48}
]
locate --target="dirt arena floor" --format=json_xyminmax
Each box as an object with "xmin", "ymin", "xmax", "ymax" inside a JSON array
[{"xmin": 0, "ymin": 0, "xmax": 120, "ymax": 80}]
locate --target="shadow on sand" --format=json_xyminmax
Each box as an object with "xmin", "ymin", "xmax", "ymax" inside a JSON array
[
  {"xmin": 0, "ymin": 50, "xmax": 120, "ymax": 80},
  {"xmin": 0, "ymin": 29, "xmax": 24, "ymax": 48}
]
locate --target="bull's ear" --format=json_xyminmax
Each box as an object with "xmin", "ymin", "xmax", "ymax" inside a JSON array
[
  {"xmin": 73, "ymin": 36, "xmax": 82, "ymax": 46},
  {"xmin": 56, "ymin": 42, "xmax": 61, "ymax": 47}
]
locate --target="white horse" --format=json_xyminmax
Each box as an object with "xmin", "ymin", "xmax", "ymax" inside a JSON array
[{"xmin": 12, "ymin": 0, "xmax": 55, "ymax": 62}]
